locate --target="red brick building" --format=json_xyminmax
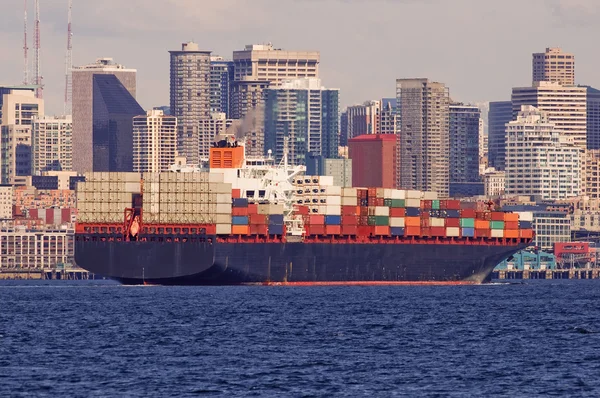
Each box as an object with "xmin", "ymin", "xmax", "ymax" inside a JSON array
[{"xmin": 348, "ymin": 134, "xmax": 397, "ymax": 188}]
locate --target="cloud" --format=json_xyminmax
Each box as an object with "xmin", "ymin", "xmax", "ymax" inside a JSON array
[{"xmin": 549, "ymin": 0, "xmax": 600, "ymax": 25}]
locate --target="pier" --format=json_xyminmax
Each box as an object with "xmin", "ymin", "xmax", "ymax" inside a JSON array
[
  {"xmin": 0, "ymin": 267, "xmax": 97, "ymax": 280},
  {"xmin": 492, "ymin": 268, "xmax": 600, "ymax": 280}
]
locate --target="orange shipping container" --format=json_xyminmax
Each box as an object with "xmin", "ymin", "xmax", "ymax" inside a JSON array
[
  {"xmin": 342, "ymin": 206, "xmax": 359, "ymax": 215},
  {"xmin": 249, "ymin": 214, "xmax": 267, "ymax": 225},
  {"xmin": 504, "ymin": 230, "xmax": 520, "ymax": 238},
  {"xmin": 232, "ymin": 225, "xmax": 249, "ymax": 235},
  {"xmin": 520, "ymin": 229, "xmax": 534, "ymax": 239},
  {"xmin": 505, "ymin": 221, "xmax": 519, "ymax": 230},
  {"xmin": 475, "ymin": 220, "xmax": 489, "ymax": 229},
  {"xmin": 374, "ymin": 226, "xmax": 390, "ymax": 236},
  {"xmin": 326, "ymin": 225, "xmax": 341, "ymax": 235},
  {"xmin": 405, "ymin": 226, "xmax": 421, "ymax": 236},
  {"xmin": 405, "ymin": 217, "xmax": 420, "ymax": 227},
  {"xmin": 504, "ymin": 213, "xmax": 519, "ymax": 222}
]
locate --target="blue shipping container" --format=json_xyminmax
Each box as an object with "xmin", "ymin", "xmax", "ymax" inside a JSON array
[
  {"xmin": 462, "ymin": 227, "xmax": 475, "ymax": 237},
  {"xmin": 445, "ymin": 210, "xmax": 460, "ymax": 218},
  {"xmin": 520, "ymin": 221, "xmax": 532, "ymax": 229},
  {"xmin": 232, "ymin": 198, "xmax": 248, "ymax": 208},
  {"xmin": 232, "ymin": 216, "xmax": 249, "ymax": 225},
  {"xmin": 325, "ymin": 215, "xmax": 341, "ymax": 225},
  {"xmin": 405, "ymin": 207, "xmax": 421, "ymax": 217},
  {"xmin": 268, "ymin": 214, "xmax": 284, "ymax": 225},
  {"xmin": 269, "ymin": 225, "xmax": 284, "ymax": 235},
  {"xmin": 390, "ymin": 227, "xmax": 405, "ymax": 236}
]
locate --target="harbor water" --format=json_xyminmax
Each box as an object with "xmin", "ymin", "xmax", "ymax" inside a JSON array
[{"xmin": 1, "ymin": 280, "xmax": 599, "ymax": 396}]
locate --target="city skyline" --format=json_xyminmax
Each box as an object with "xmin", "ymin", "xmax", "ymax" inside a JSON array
[{"xmin": 1, "ymin": 0, "xmax": 600, "ymax": 115}]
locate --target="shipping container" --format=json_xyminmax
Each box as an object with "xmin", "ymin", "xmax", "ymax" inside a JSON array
[
  {"xmin": 249, "ymin": 214, "xmax": 267, "ymax": 225},
  {"xmin": 405, "ymin": 217, "xmax": 420, "ymax": 227},
  {"xmin": 342, "ymin": 225, "xmax": 358, "ymax": 235},
  {"xmin": 342, "ymin": 188, "xmax": 357, "ymax": 197},
  {"xmin": 232, "ymin": 225, "xmax": 250, "ymax": 235},
  {"xmin": 405, "ymin": 207, "xmax": 421, "ymax": 217},
  {"xmin": 390, "ymin": 227, "xmax": 404, "ymax": 236},
  {"xmin": 232, "ymin": 216, "xmax": 249, "ymax": 225},
  {"xmin": 520, "ymin": 229, "xmax": 534, "ymax": 239},
  {"xmin": 405, "ymin": 198, "xmax": 420, "ymax": 208},
  {"xmin": 307, "ymin": 225, "xmax": 325, "ymax": 235},
  {"xmin": 325, "ymin": 215, "xmax": 341, "ymax": 225},
  {"xmin": 406, "ymin": 190, "xmax": 421, "ymax": 199},
  {"xmin": 374, "ymin": 206, "xmax": 389, "ymax": 216},
  {"xmin": 519, "ymin": 221, "xmax": 532, "ymax": 229},
  {"xmin": 474, "ymin": 220, "xmax": 489, "ymax": 229},
  {"xmin": 505, "ymin": 221, "xmax": 519, "ymax": 230},
  {"xmin": 491, "ymin": 229, "xmax": 504, "ymax": 238},
  {"xmin": 462, "ymin": 228, "xmax": 475, "ymax": 237},
  {"xmin": 504, "ymin": 213, "xmax": 519, "ymax": 222},
  {"xmin": 309, "ymin": 214, "xmax": 325, "ymax": 225},
  {"xmin": 373, "ymin": 226, "xmax": 390, "ymax": 235},
  {"xmin": 445, "ymin": 218, "xmax": 460, "ymax": 228},
  {"xmin": 325, "ymin": 225, "xmax": 341, "ymax": 235},
  {"xmin": 232, "ymin": 198, "xmax": 248, "ymax": 208},
  {"xmin": 405, "ymin": 226, "xmax": 421, "ymax": 236},
  {"xmin": 504, "ymin": 230, "xmax": 519, "ymax": 238},
  {"xmin": 269, "ymin": 214, "xmax": 284, "ymax": 225},
  {"xmin": 389, "ymin": 217, "xmax": 405, "ymax": 228},
  {"xmin": 490, "ymin": 221, "xmax": 505, "ymax": 230},
  {"xmin": 460, "ymin": 218, "xmax": 475, "ymax": 228},
  {"xmin": 342, "ymin": 215, "xmax": 358, "ymax": 225},
  {"xmin": 342, "ymin": 206, "xmax": 359, "ymax": 216},
  {"xmin": 216, "ymin": 224, "xmax": 231, "ymax": 235},
  {"xmin": 517, "ymin": 212, "xmax": 534, "ymax": 222},
  {"xmin": 390, "ymin": 207, "xmax": 405, "ymax": 217},
  {"xmin": 390, "ymin": 190, "xmax": 405, "ymax": 200},
  {"xmin": 491, "ymin": 212, "xmax": 504, "ymax": 221},
  {"xmin": 430, "ymin": 227, "xmax": 445, "ymax": 237},
  {"xmin": 341, "ymin": 196, "xmax": 358, "ymax": 206},
  {"xmin": 430, "ymin": 218, "xmax": 445, "ymax": 227},
  {"xmin": 232, "ymin": 207, "xmax": 248, "ymax": 216},
  {"xmin": 475, "ymin": 229, "xmax": 490, "ymax": 238},
  {"xmin": 446, "ymin": 227, "xmax": 460, "ymax": 237}
]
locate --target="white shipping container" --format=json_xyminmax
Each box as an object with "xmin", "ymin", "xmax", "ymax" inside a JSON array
[
  {"xmin": 374, "ymin": 206, "xmax": 389, "ymax": 216},
  {"xmin": 491, "ymin": 229, "xmax": 504, "ymax": 238},
  {"xmin": 422, "ymin": 191, "xmax": 438, "ymax": 200},
  {"xmin": 405, "ymin": 198, "xmax": 421, "ymax": 208},
  {"xmin": 216, "ymin": 224, "xmax": 231, "ymax": 234},
  {"xmin": 326, "ymin": 195, "xmax": 341, "ymax": 205},
  {"xmin": 216, "ymin": 193, "xmax": 232, "ymax": 204},
  {"xmin": 446, "ymin": 227, "xmax": 460, "ymax": 237},
  {"xmin": 341, "ymin": 196, "xmax": 357, "ymax": 206},
  {"xmin": 325, "ymin": 186, "xmax": 342, "ymax": 196},
  {"xmin": 325, "ymin": 205, "xmax": 341, "ymax": 215},
  {"xmin": 318, "ymin": 176, "xmax": 334, "ymax": 186},
  {"xmin": 406, "ymin": 190, "xmax": 421, "ymax": 199},
  {"xmin": 209, "ymin": 173, "xmax": 225, "ymax": 183},
  {"xmin": 342, "ymin": 187, "xmax": 357, "ymax": 197},
  {"xmin": 376, "ymin": 188, "xmax": 386, "ymax": 198},
  {"xmin": 216, "ymin": 203, "xmax": 231, "ymax": 214},
  {"xmin": 390, "ymin": 189, "xmax": 406, "ymax": 200},
  {"xmin": 430, "ymin": 218, "xmax": 445, "ymax": 227},
  {"xmin": 216, "ymin": 214, "xmax": 232, "ymax": 224},
  {"xmin": 383, "ymin": 189, "xmax": 393, "ymax": 199},
  {"xmin": 518, "ymin": 212, "xmax": 534, "ymax": 222},
  {"xmin": 389, "ymin": 217, "xmax": 405, "ymax": 227}
]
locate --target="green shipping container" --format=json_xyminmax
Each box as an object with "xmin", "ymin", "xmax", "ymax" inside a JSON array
[
  {"xmin": 384, "ymin": 199, "xmax": 392, "ymax": 207},
  {"xmin": 368, "ymin": 216, "xmax": 376, "ymax": 226},
  {"xmin": 432, "ymin": 200, "xmax": 440, "ymax": 210},
  {"xmin": 490, "ymin": 221, "xmax": 505, "ymax": 230},
  {"xmin": 375, "ymin": 216, "xmax": 389, "ymax": 226},
  {"xmin": 391, "ymin": 199, "xmax": 405, "ymax": 208},
  {"xmin": 460, "ymin": 218, "xmax": 475, "ymax": 228}
]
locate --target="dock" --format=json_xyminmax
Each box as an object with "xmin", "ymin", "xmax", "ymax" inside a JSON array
[
  {"xmin": 0, "ymin": 267, "xmax": 98, "ymax": 280},
  {"xmin": 492, "ymin": 268, "xmax": 600, "ymax": 280}
]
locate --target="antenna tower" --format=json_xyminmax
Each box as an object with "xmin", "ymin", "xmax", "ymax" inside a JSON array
[
  {"xmin": 23, "ymin": 0, "xmax": 29, "ymax": 85},
  {"xmin": 33, "ymin": 0, "xmax": 42, "ymax": 98},
  {"xmin": 64, "ymin": 0, "xmax": 73, "ymax": 114}
]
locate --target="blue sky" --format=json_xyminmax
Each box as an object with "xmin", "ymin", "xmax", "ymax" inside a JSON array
[{"xmin": 1, "ymin": 0, "xmax": 599, "ymax": 115}]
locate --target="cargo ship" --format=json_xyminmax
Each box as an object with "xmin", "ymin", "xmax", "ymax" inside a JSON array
[{"xmin": 74, "ymin": 138, "xmax": 533, "ymax": 285}]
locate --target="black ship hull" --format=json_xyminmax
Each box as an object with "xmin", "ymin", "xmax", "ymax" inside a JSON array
[{"xmin": 74, "ymin": 236, "xmax": 528, "ymax": 285}]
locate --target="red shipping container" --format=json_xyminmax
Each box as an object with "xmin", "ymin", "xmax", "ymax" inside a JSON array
[
  {"xmin": 61, "ymin": 208, "xmax": 71, "ymax": 224},
  {"xmin": 250, "ymin": 224, "xmax": 268, "ymax": 235},
  {"xmin": 430, "ymin": 227, "xmax": 445, "ymax": 237},
  {"xmin": 491, "ymin": 212, "xmax": 504, "ymax": 221},
  {"xmin": 421, "ymin": 227, "xmax": 431, "ymax": 236},
  {"xmin": 368, "ymin": 198, "xmax": 376, "ymax": 206},
  {"xmin": 421, "ymin": 212, "xmax": 430, "ymax": 219},
  {"xmin": 439, "ymin": 200, "xmax": 447, "ymax": 210},
  {"xmin": 232, "ymin": 207, "xmax": 248, "ymax": 216},
  {"xmin": 250, "ymin": 214, "xmax": 267, "ymax": 225},
  {"xmin": 46, "ymin": 209, "xmax": 54, "ymax": 225},
  {"xmin": 360, "ymin": 207, "xmax": 369, "ymax": 216},
  {"xmin": 368, "ymin": 188, "xmax": 377, "ymax": 196},
  {"xmin": 357, "ymin": 226, "xmax": 374, "ymax": 236},
  {"xmin": 421, "ymin": 200, "xmax": 432, "ymax": 210},
  {"xmin": 295, "ymin": 205, "xmax": 309, "ymax": 215},
  {"xmin": 342, "ymin": 225, "xmax": 358, "ymax": 235},
  {"xmin": 342, "ymin": 206, "xmax": 359, "ymax": 215},
  {"xmin": 342, "ymin": 215, "xmax": 358, "ymax": 225},
  {"xmin": 461, "ymin": 209, "xmax": 476, "ymax": 218},
  {"xmin": 325, "ymin": 225, "xmax": 341, "ymax": 235},
  {"xmin": 247, "ymin": 204, "xmax": 258, "ymax": 215},
  {"xmin": 405, "ymin": 226, "xmax": 421, "ymax": 236},
  {"xmin": 446, "ymin": 200, "xmax": 461, "ymax": 210},
  {"xmin": 505, "ymin": 221, "xmax": 519, "ymax": 230},
  {"xmin": 231, "ymin": 189, "xmax": 241, "ymax": 199},
  {"xmin": 308, "ymin": 225, "xmax": 325, "ymax": 235},
  {"xmin": 445, "ymin": 218, "xmax": 460, "ymax": 227},
  {"xmin": 421, "ymin": 218, "xmax": 430, "ymax": 228},
  {"xmin": 390, "ymin": 208, "xmax": 405, "ymax": 217},
  {"xmin": 476, "ymin": 229, "xmax": 490, "ymax": 238},
  {"xmin": 358, "ymin": 216, "xmax": 369, "ymax": 226},
  {"xmin": 376, "ymin": 198, "xmax": 384, "ymax": 206},
  {"xmin": 309, "ymin": 214, "xmax": 325, "ymax": 225}
]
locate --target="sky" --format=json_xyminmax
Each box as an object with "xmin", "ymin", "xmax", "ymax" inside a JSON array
[{"xmin": 1, "ymin": 0, "xmax": 599, "ymax": 115}]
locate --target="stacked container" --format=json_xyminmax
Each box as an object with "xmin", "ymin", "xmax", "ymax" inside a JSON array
[{"xmin": 77, "ymin": 172, "xmax": 140, "ymax": 223}]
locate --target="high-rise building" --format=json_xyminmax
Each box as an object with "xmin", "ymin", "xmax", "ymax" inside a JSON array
[
  {"xmin": 0, "ymin": 89, "xmax": 44, "ymax": 185},
  {"xmin": 0, "ymin": 186, "xmax": 12, "ymax": 220},
  {"xmin": 232, "ymin": 44, "xmax": 320, "ymax": 157},
  {"xmin": 264, "ymin": 78, "xmax": 339, "ymax": 166},
  {"xmin": 340, "ymin": 101, "xmax": 381, "ymax": 146},
  {"xmin": 132, "ymin": 110, "xmax": 177, "ymax": 172},
  {"xmin": 306, "ymin": 156, "xmax": 352, "ymax": 188},
  {"xmin": 449, "ymin": 104, "xmax": 482, "ymax": 197},
  {"xmin": 0, "ymin": 85, "xmax": 39, "ymax": 123},
  {"xmin": 72, "ymin": 58, "xmax": 137, "ymax": 173},
  {"xmin": 505, "ymin": 105, "xmax": 580, "ymax": 200},
  {"xmin": 169, "ymin": 42, "xmax": 212, "ymax": 165},
  {"xmin": 91, "ymin": 74, "xmax": 144, "ymax": 172},
  {"xmin": 396, "ymin": 78, "xmax": 450, "ymax": 197},
  {"xmin": 512, "ymin": 82, "xmax": 587, "ymax": 148},
  {"xmin": 198, "ymin": 113, "xmax": 237, "ymax": 161},
  {"xmin": 233, "ymin": 44, "xmax": 320, "ymax": 85},
  {"xmin": 483, "ymin": 170, "xmax": 505, "ymax": 197},
  {"xmin": 584, "ymin": 86, "xmax": 600, "ymax": 150},
  {"xmin": 31, "ymin": 115, "xmax": 73, "ymax": 175},
  {"xmin": 210, "ymin": 56, "xmax": 234, "ymax": 117},
  {"xmin": 348, "ymin": 134, "xmax": 396, "ymax": 188},
  {"xmin": 487, "ymin": 101, "xmax": 512, "ymax": 171},
  {"xmin": 584, "ymin": 149, "xmax": 600, "ymax": 200},
  {"xmin": 532, "ymin": 47, "xmax": 575, "ymax": 86},
  {"xmin": 380, "ymin": 98, "xmax": 398, "ymax": 135}
]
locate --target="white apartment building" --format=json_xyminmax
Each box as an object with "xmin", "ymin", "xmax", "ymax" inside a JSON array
[
  {"xmin": 32, "ymin": 115, "xmax": 73, "ymax": 175},
  {"xmin": 132, "ymin": 110, "xmax": 177, "ymax": 172},
  {"xmin": 483, "ymin": 169, "xmax": 505, "ymax": 197},
  {"xmin": 505, "ymin": 105, "xmax": 580, "ymax": 200}
]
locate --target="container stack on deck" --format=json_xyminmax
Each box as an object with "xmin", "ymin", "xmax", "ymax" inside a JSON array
[{"xmin": 76, "ymin": 172, "xmax": 139, "ymax": 223}]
